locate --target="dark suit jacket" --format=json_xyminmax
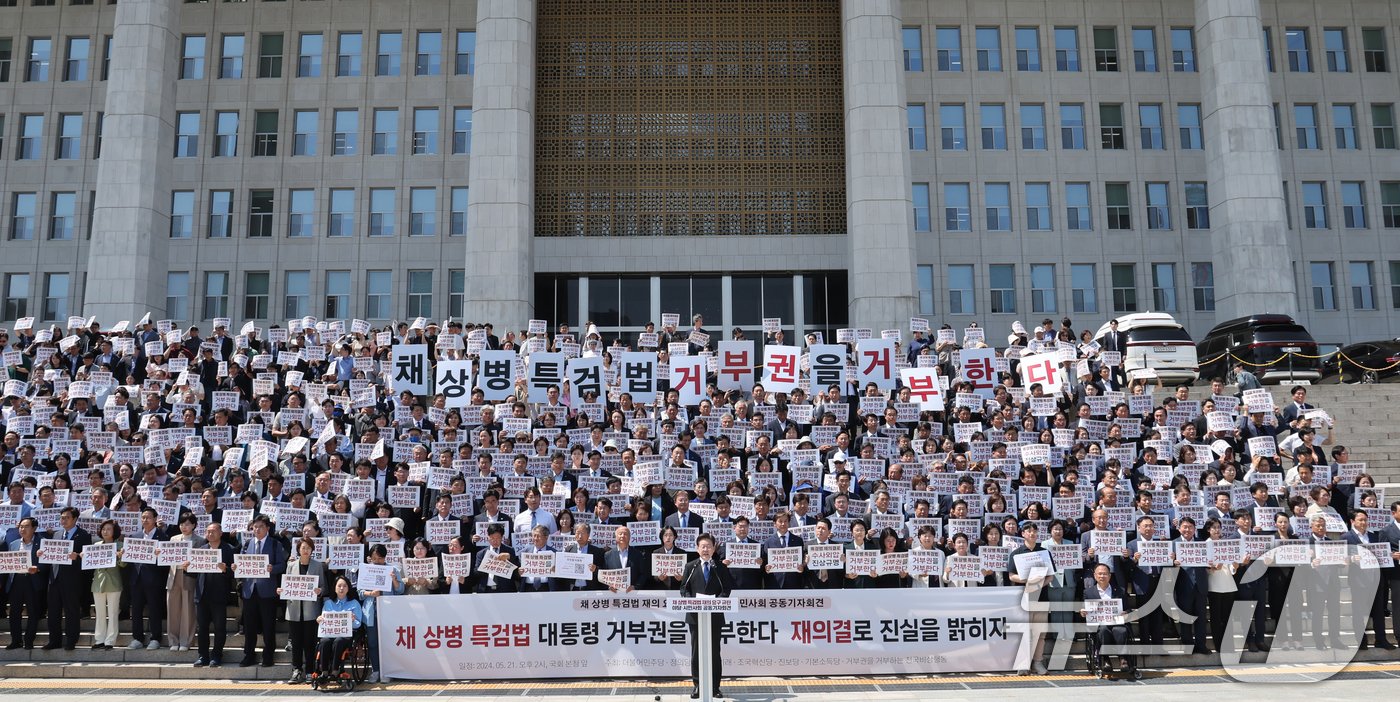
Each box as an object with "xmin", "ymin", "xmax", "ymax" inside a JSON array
[
  {"xmin": 762, "ymin": 533, "xmax": 806, "ymax": 589},
  {"xmin": 194, "ymin": 541, "xmax": 237, "ymax": 606},
  {"xmin": 44, "ymin": 527, "xmax": 93, "ymax": 596},
  {"xmin": 678, "ymin": 557, "xmax": 734, "ymax": 598},
  {"xmin": 718, "ymin": 538, "xmax": 764, "ymax": 590},
  {"xmin": 603, "ymin": 547, "xmax": 650, "ymax": 591},
  {"xmin": 1380, "ymin": 520, "xmax": 1400, "ymax": 581},
  {"xmin": 563, "ymin": 543, "xmax": 607, "ymax": 591},
  {"xmin": 239, "ymin": 536, "xmax": 287, "ymax": 599},
  {"xmin": 664, "ymin": 511, "xmax": 704, "ymax": 530},
  {"xmin": 128, "ymin": 530, "xmax": 170, "ymax": 591},
  {"xmin": 473, "ymin": 544, "xmax": 518, "ymax": 593},
  {"xmin": 4, "ymin": 538, "xmax": 43, "ymax": 597}
]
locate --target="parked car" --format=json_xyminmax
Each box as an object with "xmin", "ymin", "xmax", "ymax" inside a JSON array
[
  {"xmin": 1196, "ymin": 314, "xmax": 1321, "ymax": 384},
  {"xmin": 1323, "ymin": 339, "xmax": 1400, "ymax": 383},
  {"xmin": 1092, "ymin": 312, "xmax": 1199, "ymax": 384}
]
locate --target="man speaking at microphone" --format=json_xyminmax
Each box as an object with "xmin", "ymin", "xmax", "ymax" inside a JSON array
[{"xmin": 678, "ymin": 533, "xmax": 734, "ymax": 699}]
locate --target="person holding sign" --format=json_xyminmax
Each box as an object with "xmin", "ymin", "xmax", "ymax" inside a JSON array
[
  {"xmin": 238, "ymin": 515, "xmax": 286, "ymax": 668},
  {"xmin": 473, "ymin": 523, "xmax": 519, "ymax": 593},
  {"xmin": 161, "ymin": 512, "xmax": 199, "ymax": 653},
  {"xmin": 193, "ymin": 522, "xmax": 236, "ymax": 668},
  {"xmin": 1081, "ymin": 563, "xmax": 1136, "ymax": 677},
  {"xmin": 5, "ymin": 517, "xmax": 43, "ymax": 650},
  {"xmin": 278, "ymin": 537, "xmax": 327, "ymax": 684},
  {"xmin": 602, "ymin": 526, "xmax": 648, "ymax": 593},
  {"xmin": 1202, "ymin": 518, "xmax": 1240, "ymax": 653},
  {"xmin": 1008, "ymin": 522, "xmax": 1051, "ymax": 675},
  {"xmin": 360, "ymin": 544, "xmax": 403, "ymax": 684},
  {"xmin": 127, "ymin": 507, "xmax": 169, "ymax": 651},
  {"xmin": 40, "ymin": 507, "xmax": 90, "ymax": 650},
  {"xmin": 88, "ymin": 519, "xmax": 124, "ymax": 650},
  {"xmin": 678, "ymin": 533, "xmax": 733, "ymax": 699},
  {"xmin": 314, "ymin": 576, "xmax": 364, "ymax": 682}
]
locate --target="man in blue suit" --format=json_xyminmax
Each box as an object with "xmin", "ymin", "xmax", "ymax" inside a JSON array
[
  {"xmin": 1172, "ymin": 517, "xmax": 1210, "ymax": 655},
  {"xmin": 193, "ymin": 522, "xmax": 237, "ymax": 667},
  {"xmin": 762, "ymin": 511, "xmax": 806, "ymax": 590},
  {"xmin": 238, "ymin": 515, "xmax": 286, "ymax": 667}
]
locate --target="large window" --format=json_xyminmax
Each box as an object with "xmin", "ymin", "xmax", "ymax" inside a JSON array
[
  {"xmin": 1170, "ymin": 28, "xmax": 1196, "ymax": 71},
  {"xmin": 63, "ymin": 36, "xmax": 88, "ymax": 81},
  {"xmin": 1111, "ymin": 263, "xmax": 1137, "ymax": 313},
  {"xmin": 376, "ymin": 32, "xmax": 402, "ymax": 76},
  {"xmin": 455, "ymin": 31, "xmax": 476, "ymax": 75},
  {"xmin": 989, "ymin": 264, "xmax": 1016, "ymax": 313},
  {"xmin": 450, "ymin": 187, "xmax": 469, "ymax": 236},
  {"xmin": 1071, "ymin": 264, "xmax": 1096, "ymax": 314},
  {"xmin": 1054, "ymin": 27, "xmax": 1079, "ymax": 71},
  {"xmin": 980, "ymin": 104, "xmax": 1006, "ymax": 150},
  {"xmin": 3, "ymin": 273, "xmax": 28, "ymax": 321},
  {"xmin": 1139, "ymin": 104, "xmax": 1164, "ymax": 150},
  {"xmin": 948, "ymin": 265, "xmax": 974, "ymax": 315},
  {"xmin": 1324, "ymin": 28, "xmax": 1349, "ymax": 72},
  {"xmin": 535, "ymin": 1, "xmax": 846, "ymax": 237},
  {"xmin": 297, "ymin": 33, "xmax": 322, "ymax": 77},
  {"xmin": 366, "ymin": 270, "xmax": 392, "ymax": 318},
  {"xmin": 293, "ymin": 110, "xmax": 317, "ymax": 156},
  {"xmin": 257, "ymin": 33, "xmax": 282, "ymax": 79},
  {"xmin": 409, "ymin": 188, "xmax": 436, "ymax": 236},
  {"xmin": 170, "ymin": 191, "xmax": 194, "ymax": 238},
  {"xmin": 248, "ymin": 190, "xmax": 274, "ymax": 238},
  {"xmin": 27, "ymin": 38, "xmax": 51, "ymax": 82},
  {"xmin": 165, "ymin": 272, "xmax": 188, "ymax": 321},
  {"xmin": 244, "ymin": 271, "xmax": 269, "ymax": 320},
  {"xmin": 1178, "ymin": 104, "xmax": 1203, "ymax": 150},
  {"xmin": 1341, "ymin": 182, "xmax": 1367, "ymax": 228},
  {"xmin": 415, "ymin": 31, "xmax": 442, "ymax": 76},
  {"xmin": 337, "ymin": 32, "xmax": 362, "ymax": 77},
  {"xmin": 985, "ymin": 183, "xmax": 1011, "ymax": 231},
  {"xmin": 1015, "ymin": 27, "xmax": 1040, "ymax": 71},
  {"xmin": 285, "ymin": 271, "xmax": 309, "ymax": 319},
  {"xmin": 1286, "ymin": 28, "xmax": 1311, "ymax": 72},
  {"xmin": 56, "ymin": 113, "xmax": 82, "ymax": 159},
  {"xmin": 412, "ymin": 108, "xmax": 438, "ymax": 155},
  {"xmin": 1191, "ymin": 263, "xmax": 1215, "ymax": 312},
  {"xmin": 1025, "ymin": 183, "xmax": 1051, "ymax": 230},
  {"xmin": 369, "ymin": 188, "xmax": 395, "ymax": 236},
  {"xmin": 1294, "ymin": 104, "xmax": 1319, "ymax": 149},
  {"xmin": 1060, "ymin": 103, "xmax": 1085, "ymax": 149},
  {"xmin": 48, "ymin": 193, "xmax": 75, "ymax": 240},
  {"xmin": 1333, "ymin": 104, "xmax": 1358, "ymax": 149},
  {"xmin": 1145, "ymin": 182, "xmax": 1171, "ymax": 230},
  {"xmin": 1152, "ymin": 263, "xmax": 1177, "ymax": 312},
  {"xmin": 329, "ymin": 189, "xmax": 354, "ymax": 237},
  {"xmin": 1066, "ymin": 183, "xmax": 1091, "ymax": 230},
  {"xmin": 907, "ymin": 104, "xmax": 927, "ymax": 150},
  {"xmin": 1020, "ymin": 104, "xmax": 1046, "ymax": 150},
  {"xmin": 181, "ymin": 35, "xmax": 205, "ymax": 79},
  {"xmin": 1350, "ymin": 261, "xmax": 1375, "ymax": 310},
  {"xmin": 1030, "ymin": 264, "xmax": 1055, "ymax": 313},
  {"xmin": 333, "ymin": 109, "xmax": 358, "ymax": 155},
  {"xmin": 10, "ymin": 193, "xmax": 36, "ymax": 240},
  {"xmin": 911, "ymin": 183, "xmax": 930, "ymax": 232},
  {"xmin": 202, "ymin": 271, "xmax": 228, "ymax": 319},
  {"xmin": 214, "ymin": 111, "xmax": 238, "ymax": 157},
  {"xmin": 903, "ymin": 27, "xmax": 924, "ymax": 71},
  {"xmin": 1363, "ymin": 28, "xmax": 1388, "ymax": 73},
  {"xmin": 372, "ymin": 108, "xmax": 397, "ymax": 155},
  {"xmin": 1185, "ymin": 182, "xmax": 1210, "ymax": 229},
  {"xmin": 944, "ymin": 183, "xmax": 971, "ymax": 231},
  {"xmin": 1132, "ymin": 27, "xmax": 1157, "ymax": 72},
  {"xmin": 449, "ymin": 270, "xmax": 465, "ymax": 318},
  {"xmin": 452, "ymin": 108, "xmax": 472, "ymax": 154},
  {"xmin": 325, "ymin": 270, "xmax": 350, "ymax": 318},
  {"xmin": 288, "ymin": 189, "xmax": 314, "ymax": 237},
  {"xmin": 935, "ymin": 27, "xmax": 961, "ymax": 71},
  {"xmin": 940, "ymin": 104, "xmax": 966, "ymax": 150},
  {"xmin": 219, "ymin": 34, "xmax": 244, "ymax": 79},
  {"xmin": 1106, "ymin": 183, "xmax": 1131, "ymax": 230},
  {"xmin": 1302, "ymin": 182, "xmax": 1329, "ymax": 228},
  {"xmin": 1310, "ymin": 262, "xmax": 1336, "ymax": 310},
  {"xmin": 975, "ymin": 27, "xmax": 1002, "ymax": 71},
  {"xmin": 407, "ymin": 270, "xmax": 433, "ymax": 318},
  {"xmin": 917, "ymin": 265, "xmax": 935, "ymax": 315},
  {"xmin": 209, "ymin": 190, "xmax": 233, "ymax": 238},
  {"xmin": 176, "ymin": 112, "xmax": 200, "ymax": 157}
]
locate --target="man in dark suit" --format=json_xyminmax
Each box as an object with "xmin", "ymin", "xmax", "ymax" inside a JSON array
[
  {"xmin": 128, "ymin": 507, "xmax": 170, "ymax": 650},
  {"xmin": 194, "ymin": 522, "xmax": 237, "ymax": 667},
  {"xmin": 764, "ymin": 403, "xmax": 796, "ymax": 441},
  {"xmin": 719, "ymin": 516, "xmax": 763, "ymax": 590},
  {"xmin": 1102, "ymin": 319, "xmax": 1127, "ymax": 388},
  {"xmin": 1082, "ymin": 562, "xmax": 1135, "ymax": 676},
  {"xmin": 603, "ymin": 525, "xmax": 649, "ymax": 593},
  {"xmin": 238, "ymin": 515, "xmax": 286, "ymax": 667},
  {"xmin": 5, "ymin": 517, "xmax": 44, "ymax": 649},
  {"xmin": 679, "ymin": 533, "xmax": 734, "ymax": 699},
  {"xmin": 516, "ymin": 525, "xmax": 559, "ymax": 593},
  {"xmin": 42, "ymin": 507, "xmax": 92, "ymax": 650},
  {"xmin": 1171, "ymin": 517, "xmax": 1210, "ymax": 654},
  {"xmin": 562, "ymin": 523, "xmax": 607, "ymax": 591},
  {"xmin": 473, "ymin": 523, "xmax": 518, "ymax": 593},
  {"xmin": 664, "ymin": 492, "xmax": 704, "ymax": 531},
  {"xmin": 762, "ymin": 511, "xmax": 806, "ymax": 589},
  {"xmin": 804, "ymin": 518, "xmax": 843, "ymax": 589},
  {"xmin": 1380, "ymin": 501, "xmax": 1400, "ymax": 649},
  {"xmin": 1278, "ymin": 385, "xmax": 1313, "ymax": 425},
  {"xmin": 1306, "ymin": 515, "xmax": 1344, "ymax": 649},
  {"xmin": 1343, "ymin": 510, "xmax": 1392, "ymax": 649},
  {"xmin": 1125, "ymin": 516, "xmax": 1165, "ymax": 646}
]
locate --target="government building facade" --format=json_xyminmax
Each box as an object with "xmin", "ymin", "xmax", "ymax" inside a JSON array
[{"xmin": 1, "ymin": 0, "xmax": 1397, "ymax": 345}]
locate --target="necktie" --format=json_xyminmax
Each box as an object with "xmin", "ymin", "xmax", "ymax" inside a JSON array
[
  {"xmin": 530, "ymin": 511, "xmax": 537, "ymax": 530},
  {"xmin": 703, "ymin": 561, "xmax": 711, "ymax": 584}
]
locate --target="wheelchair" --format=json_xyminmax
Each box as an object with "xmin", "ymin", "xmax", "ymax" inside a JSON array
[
  {"xmin": 309, "ymin": 628, "xmax": 371, "ymax": 692},
  {"xmin": 1083, "ymin": 625, "xmax": 1142, "ymax": 680}
]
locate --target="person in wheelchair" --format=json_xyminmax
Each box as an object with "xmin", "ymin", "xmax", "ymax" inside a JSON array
[
  {"xmin": 314, "ymin": 576, "xmax": 365, "ymax": 681},
  {"xmin": 1081, "ymin": 563, "xmax": 1138, "ymax": 677}
]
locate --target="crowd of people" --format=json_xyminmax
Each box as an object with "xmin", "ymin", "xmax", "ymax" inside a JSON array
[{"xmin": 1, "ymin": 312, "xmax": 1398, "ymax": 685}]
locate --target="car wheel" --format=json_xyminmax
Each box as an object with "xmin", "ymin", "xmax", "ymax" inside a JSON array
[{"xmin": 1363, "ymin": 370, "xmax": 1379, "ymax": 384}]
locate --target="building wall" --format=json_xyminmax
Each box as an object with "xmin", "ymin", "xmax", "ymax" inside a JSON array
[{"xmin": 0, "ymin": 0, "xmax": 1397, "ymax": 345}]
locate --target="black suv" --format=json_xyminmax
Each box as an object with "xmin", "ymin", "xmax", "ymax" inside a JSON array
[{"xmin": 1196, "ymin": 314, "xmax": 1321, "ymax": 384}]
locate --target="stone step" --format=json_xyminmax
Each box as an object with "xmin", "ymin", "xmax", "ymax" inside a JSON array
[{"xmin": 0, "ymin": 661, "xmax": 288, "ymax": 680}]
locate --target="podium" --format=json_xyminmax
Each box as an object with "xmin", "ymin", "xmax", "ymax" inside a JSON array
[{"xmin": 666, "ymin": 598, "xmax": 737, "ymax": 701}]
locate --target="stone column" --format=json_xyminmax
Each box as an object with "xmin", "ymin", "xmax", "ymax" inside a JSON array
[
  {"xmin": 85, "ymin": 0, "xmax": 179, "ymax": 327},
  {"xmin": 1197, "ymin": 0, "xmax": 1298, "ymax": 320},
  {"xmin": 841, "ymin": 0, "xmax": 919, "ymax": 334},
  {"xmin": 464, "ymin": 0, "xmax": 536, "ymax": 331}
]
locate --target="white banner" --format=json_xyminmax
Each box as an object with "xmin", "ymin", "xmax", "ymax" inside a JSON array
[{"xmin": 378, "ymin": 588, "xmax": 1026, "ymax": 680}]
